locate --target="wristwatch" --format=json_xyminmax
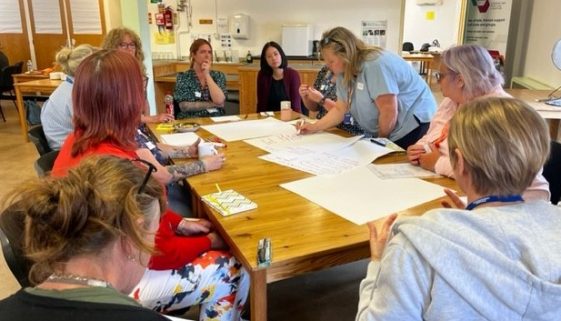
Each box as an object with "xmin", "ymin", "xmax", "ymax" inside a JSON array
[{"xmin": 318, "ymin": 96, "xmax": 327, "ymax": 106}]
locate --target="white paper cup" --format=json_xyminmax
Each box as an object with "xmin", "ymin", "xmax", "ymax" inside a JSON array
[
  {"xmin": 198, "ymin": 142, "xmax": 217, "ymax": 159},
  {"xmin": 280, "ymin": 101, "xmax": 291, "ymax": 110}
]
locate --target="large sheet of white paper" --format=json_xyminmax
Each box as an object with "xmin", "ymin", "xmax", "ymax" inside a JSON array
[
  {"xmin": 281, "ymin": 165, "xmax": 446, "ymax": 225},
  {"xmin": 260, "ymin": 139, "xmax": 392, "ymax": 175},
  {"xmin": 245, "ymin": 132, "xmax": 362, "ymax": 154},
  {"xmin": 210, "ymin": 115, "xmax": 241, "ymax": 122},
  {"xmin": 202, "ymin": 117, "xmax": 295, "ymax": 141},
  {"xmin": 161, "ymin": 132, "xmax": 201, "ymax": 146}
]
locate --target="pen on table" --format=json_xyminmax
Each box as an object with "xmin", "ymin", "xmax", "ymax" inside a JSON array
[
  {"xmin": 296, "ymin": 119, "xmax": 305, "ymax": 134},
  {"xmin": 215, "ymin": 183, "xmax": 222, "ymax": 193},
  {"xmin": 369, "ymin": 138, "xmax": 386, "ymax": 147}
]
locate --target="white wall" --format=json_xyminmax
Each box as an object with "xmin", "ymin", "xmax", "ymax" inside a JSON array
[
  {"xmin": 148, "ymin": 0, "xmax": 403, "ymax": 60},
  {"xmin": 402, "ymin": 0, "xmax": 462, "ymax": 51},
  {"xmin": 522, "ymin": 0, "xmax": 561, "ymax": 87}
]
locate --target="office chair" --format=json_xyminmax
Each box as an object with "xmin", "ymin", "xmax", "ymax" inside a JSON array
[
  {"xmin": 402, "ymin": 42, "xmax": 414, "ymax": 53},
  {"xmin": 27, "ymin": 125, "xmax": 52, "ymax": 156},
  {"xmin": 0, "ymin": 61, "xmax": 24, "ymax": 109},
  {"xmin": 0, "ymin": 202, "xmax": 32, "ymax": 287},
  {"xmin": 543, "ymin": 141, "xmax": 561, "ymax": 205},
  {"xmin": 34, "ymin": 150, "xmax": 59, "ymax": 177},
  {"xmin": 0, "ymin": 51, "xmax": 8, "ymax": 70}
]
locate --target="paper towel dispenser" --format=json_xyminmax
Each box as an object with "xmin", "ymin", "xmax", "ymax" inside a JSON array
[
  {"xmin": 230, "ymin": 14, "xmax": 249, "ymax": 39},
  {"xmin": 282, "ymin": 25, "xmax": 313, "ymax": 56}
]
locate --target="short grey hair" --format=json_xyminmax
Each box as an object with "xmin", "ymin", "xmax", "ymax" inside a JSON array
[
  {"xmin": 441, "ymin": 44, "xmax": 504, "ymax": 101},
  {"xmin": 55, "ymin": 44, "xmax": 97, "ymax": 76}
]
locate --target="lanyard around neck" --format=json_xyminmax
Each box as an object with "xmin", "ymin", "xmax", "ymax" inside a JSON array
[{"xmin": 465, "ymin": 195, "xmax": 523, "ymax": 211}]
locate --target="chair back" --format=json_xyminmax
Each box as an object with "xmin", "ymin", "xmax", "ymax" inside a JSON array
[
  {"xmin": 28, "ymin": 125, "xmax": 52, "ymax": 156},
  {"xmin": 34, "ymin": 150, "xmax": 59, "ymax": 177},
  {"xmin": 0, "ymin": 51, "xmax": 8, "ymax": 70},
  {"xmin": 0, "ymin": 61, "xmax": 24, "ymax": 92},
  {"xmin": 544, "ymin": 141, "xmax": 561, "ymax": 205},
  {"xmin": 402, "ymin": 42, "xmax": 414, "ymax": 52},
  {"xmin": 0, "ymin": 202, "xmax": 32, "ymax": 287}
]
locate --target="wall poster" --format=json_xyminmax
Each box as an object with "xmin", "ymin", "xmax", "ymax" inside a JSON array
[{"xmin": 361, "ymin": 20, "xmax": 387, "ymax": 48}]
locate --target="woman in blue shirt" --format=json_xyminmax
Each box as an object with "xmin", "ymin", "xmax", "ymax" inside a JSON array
[{"xmin": 298, "ymin": 26, "xmax": 436, "ymax": 148}]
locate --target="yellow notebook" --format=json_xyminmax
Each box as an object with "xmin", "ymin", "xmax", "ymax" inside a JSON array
[{"xmin": 201, "ymin": 189, "xmax": 257, "ymax": 216}]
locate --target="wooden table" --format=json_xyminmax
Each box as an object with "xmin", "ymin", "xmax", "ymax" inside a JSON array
[
  {"xmin": 148, "ymin": 114, "xmax": 457, "ymax": 321},
  {"xmin": 14, "ymin": 78, "xmax": 61, "ymax": 141},
  {"xmin": 401, "ymin": 53, "xmax": 439, "ymax": 86}
]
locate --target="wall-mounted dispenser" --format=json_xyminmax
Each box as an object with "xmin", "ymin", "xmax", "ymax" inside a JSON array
[{"xmin": 230, "ymin": 14, "xmax": 249, "ymax": 39}]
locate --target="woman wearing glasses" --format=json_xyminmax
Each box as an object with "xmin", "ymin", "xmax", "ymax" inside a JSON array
[
  {"xmin": 406, "ymin": 44, "xmax": 548, "ymax": 200},
  {"xmin": 257, "ymin": 41, "xmax": 302, "ymax": 113},
  {"xmin": 0, "ymin": 156, "xmax": 169, "ymax": 321},
  {"xmin": 173, "ymin": 38, "xmax": 227, "ymax": 119},
  {"xmin": 297, "ymin": 26, "xmax": 435, "ymax": 149},
  {"xmin": 358, "ymin": 98, "xmax": 561, "ymax": 320},
  {"xmin": 52, "ymin": 50, "xmax": 249, "ymax": 321},
  {"xmin": 102, "ymin": 27, "xmax": 174, "ymax": 123}
]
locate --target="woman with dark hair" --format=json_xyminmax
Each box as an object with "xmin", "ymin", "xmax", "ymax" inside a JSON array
[
  {"xmin": 52, "ymin": 50, "xmax": 249, "ymax": 320},
  {"xmin": 174, "ymin": 38, "xmax": 227, "ymax": 119},
  {"xmin": 257, "ymin": 41, "xmax": 302, "ymax": 113}
]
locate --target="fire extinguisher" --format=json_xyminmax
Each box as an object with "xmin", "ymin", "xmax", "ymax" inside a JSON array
[
  {"xmin": 155, "ymin": 3, "xmax": 165, "ymax": 33},
  {"xmin": 164, "ymin": 7, "xmax": 173, "ymax": 30}
]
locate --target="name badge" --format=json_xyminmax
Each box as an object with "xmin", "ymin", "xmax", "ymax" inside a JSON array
[
  {"xmin": 320, "ymin": 84, "xmax": 326, "ymax": 90},
  {"xmin": 145, "ymin": 141, "xmax": 156, "ymax": 150},
  {"xmin": 356, "ymin": 82, "xmax": 364, "ymax": 90},
  {"xmin": 195, "ymin": 91, "xmax": 202, "ymax": 98}
]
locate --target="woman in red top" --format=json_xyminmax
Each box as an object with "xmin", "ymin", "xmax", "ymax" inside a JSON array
[{"xmin": 52, "ymin": 50, "xmax": 248, "ymax": 320}]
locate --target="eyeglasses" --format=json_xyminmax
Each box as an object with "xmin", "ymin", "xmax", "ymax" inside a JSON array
[
  {"xmin": 119, "ymin": 42, "xmax": 137, "ymax": 49},
  {"xmin": 132, "ymin": 158, "xmax": 157, "ymax": 194},
  {"xmin": 320, "ymin": 36, "xmax": 343, "ymax": 49},
  {"xmin": 434, "ymin": 71, "xmax": 454, "ymax": 82}
]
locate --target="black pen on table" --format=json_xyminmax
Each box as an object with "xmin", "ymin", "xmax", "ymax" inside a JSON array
[{"xmin": 370, "ymin": 138, "xmax": 387, "ymax": 147}]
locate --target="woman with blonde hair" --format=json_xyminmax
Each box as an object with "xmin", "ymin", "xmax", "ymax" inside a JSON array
[
  {"xmin": 0, "ymin": 156, "xmax": 169, "ymax": 321},
  {"xmin": 174, "ymin": 38, "xmax": 227, "ymax": 119},
  {"xmin": 406, "ymin": 44, "xmax": 549, "ymax": 201},
  {"xmin": 358, "ymin": 97, "xmax": 561, "ymax": 320},
  {"xmin": 298, "ymin": 26, "xmax": 435, "ymax": 148},
  {"xmin": 40, "ymin": 44, "xmax": 97, "ymax": 149},
  {"xmin": 102, "ymin": 27, "xmax": 174, "ymax": 123}
]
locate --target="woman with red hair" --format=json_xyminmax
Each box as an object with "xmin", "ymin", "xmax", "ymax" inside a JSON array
[{"xmin": 52, "ymin": 50, "xmax": 249, "ymax": 321}]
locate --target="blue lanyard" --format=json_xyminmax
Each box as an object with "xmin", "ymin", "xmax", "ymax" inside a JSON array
[{"xmin": 465, "ymin": 195, "xmax": 523, "ymax": 211}]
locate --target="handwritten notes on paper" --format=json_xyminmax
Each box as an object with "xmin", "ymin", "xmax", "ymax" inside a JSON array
[
  {"xmin": 281, "ymin": 165, "xmax": 446, "ymax": 225},
  {"xmin": 370, "ymin": 163, "xmax": 441, "ymax": 179}
]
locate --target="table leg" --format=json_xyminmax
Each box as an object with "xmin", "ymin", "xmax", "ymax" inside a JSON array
[
  {"xmin": 250, "ymin": 269, "xmax": 267, "ymax": 321},
  {"xmin": 15, "ymin": 86, "xmax": 29, "ymax": 142}
]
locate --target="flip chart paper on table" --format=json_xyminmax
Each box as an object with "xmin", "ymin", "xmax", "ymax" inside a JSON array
[
  {"xmin": 202, "ymin": 117, "xmax": 296, "ymax": 141},
  {"xmin": 161, "ymin": 132, "xmax": 201, "ymax": 146},
  {"xmin": 260, "ymin": 139, "xmax": 393, "ymax": 176},
  {"xmin": 245, "ymin": 132, "xmax": 362, "ymax": 154},
  {"xmin": 281, "ymin": 165, "xmax": 446, "ymax": 225},
  {"xmin": 210, "ymin": 115, "xmax": 241, "ymax": 122},
  {"xmin": 370, "ymin": 163, "xmax": 441, "ymax": 179}
]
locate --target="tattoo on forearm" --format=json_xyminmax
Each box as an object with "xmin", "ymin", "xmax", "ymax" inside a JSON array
[
  {"xmin": 167, "ymin": 161, "xmax": 206, "ymax": 181},
  {"xmin": 168, "ymin": 148, "xmax": 191, "ymax": 159}
]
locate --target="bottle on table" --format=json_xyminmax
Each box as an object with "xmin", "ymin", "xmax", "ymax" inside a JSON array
[
  {"xmin": 246, "ymin": 50, "xmax": 253, "ymax": 64},
  {"xmin": 164, "ymin": 92, "xmax": 174, "ymax": 115},
  {"xmin": 26, "ymin": 60, "xmax": 34, "ymax": 72}
]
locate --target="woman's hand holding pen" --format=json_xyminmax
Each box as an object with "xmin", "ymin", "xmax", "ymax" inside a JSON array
[
  {"xmin": 418, "ymin": 144, "xmax": 439, "ymax": 171},
  {"xmin": 295, "ymin": 119, "xmax": 318, "ymax": 135}
]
